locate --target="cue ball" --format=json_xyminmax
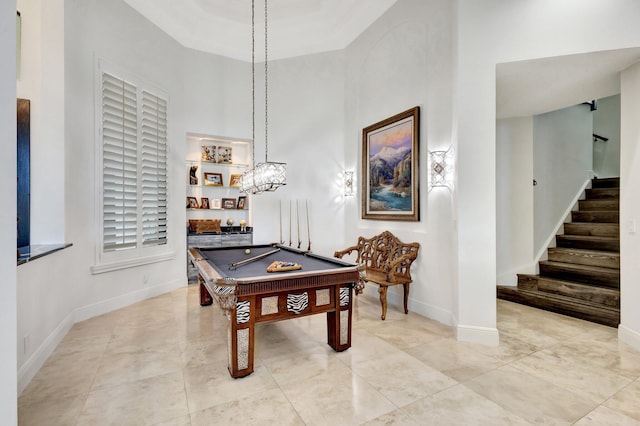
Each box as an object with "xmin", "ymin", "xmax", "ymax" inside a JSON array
[{"xmin": 245, "ymin": 249, "xmax": 251, "ymax": 254}]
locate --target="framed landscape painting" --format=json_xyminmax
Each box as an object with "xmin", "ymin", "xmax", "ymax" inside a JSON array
[{"xmin": 362, "ymin": 107, "xmax": 419, "ymax": 221}]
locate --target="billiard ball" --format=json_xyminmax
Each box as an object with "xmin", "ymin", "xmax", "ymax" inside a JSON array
[{"xmin": 245, "ymin": 249, "xmax": 251, "ymax": 254}]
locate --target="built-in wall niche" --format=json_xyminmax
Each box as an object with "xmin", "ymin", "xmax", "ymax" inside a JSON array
[{"xmin": 17, "ymin": 98, "xmax": 30, "ymax": 251}]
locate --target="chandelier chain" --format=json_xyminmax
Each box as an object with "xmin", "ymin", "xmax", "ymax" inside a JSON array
[
  {"xmin": 240, "ymin": 0, "xmax": 285, "ymax": 195},
  {"xmin": 251, "ymin": 0, "xmax": 256, "ymax": 168},
  {"xmin": 264, "ymin": 0, "xmax": 269, "ymax": 162}
]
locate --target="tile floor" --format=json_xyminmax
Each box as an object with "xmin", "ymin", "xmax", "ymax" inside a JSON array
[{"xmin": 18, "ymin": 285, "xmax": 640, "ymax": 425}]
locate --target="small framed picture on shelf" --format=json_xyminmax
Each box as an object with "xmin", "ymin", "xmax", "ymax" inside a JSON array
[
  {"xmin": 204, "ymin": 172, "xmax": 223, "ymax": 186},
  {"xmin": 229, "ymin": 173, "xmax": 242, "ymax": 188},
  {"xmin": 200, "ymin": 197, "xmax": 210, "ymax": 209},
  {"xmin": 189, "ymin": 165, "xmax": 199, "ymax": 185},
  {"xmin": 222, "ymin": 198, "xmax": 236, "ymax": 209},
  {"xmin": 187, "ymin": 196, "xmax": 199, "ymax": 209},
  {"xmin": 237, "ymin": 196, "xmax": 247, "ymax": 209},
  {"xmin": 200, "ymin": 145, "xmax": 216, "ymax": 162},
  {"xmin": 218, "ymin": 146, "xmax": 232, "ymax": 164},
  {"xmin": 211, "ymin": 198, "xmax": 222, "ymax": 209}
]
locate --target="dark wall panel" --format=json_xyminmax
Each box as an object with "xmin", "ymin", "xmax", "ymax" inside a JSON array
[{"xmin": 17, "ymin": 98, "xmax": 29, "ymax": 248}]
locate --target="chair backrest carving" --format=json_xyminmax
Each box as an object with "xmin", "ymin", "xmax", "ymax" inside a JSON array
[{"xmin": 354, "ymin": 231, "xmax": 419, "ymax": 276}]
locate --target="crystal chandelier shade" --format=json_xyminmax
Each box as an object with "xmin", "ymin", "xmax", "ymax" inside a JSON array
[{"xmin": 240, "ymin": 162, "xmax": 286, "ymax": 194}]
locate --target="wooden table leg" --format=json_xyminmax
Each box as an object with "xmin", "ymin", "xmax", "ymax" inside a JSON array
[
  {"xmin": 228, "ymin": 296, "xmax": 255, "ymax": 378},
  {"xmin": 327, "ymin": 284, "xmax": 353, "ymax": 351},
  {"xmin": 199, "ymin": 276, "xmax": 213, "ymax": 306}
]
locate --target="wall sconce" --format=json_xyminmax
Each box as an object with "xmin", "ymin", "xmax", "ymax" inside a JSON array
[
  {"xmin": 343, "ymin": 171, "xmax": 355, "ymax": 196},
  {"xmin": 429, "ymin": 148, "xmax": 454, "ymax": 190}
]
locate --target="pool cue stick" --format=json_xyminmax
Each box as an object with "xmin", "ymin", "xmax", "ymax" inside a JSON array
[
  {"xmin": 297, "ymin": 200, "xmax": 301, "ymax": 249},
  {"xmin": 306, "ymin": 199, "xmax": 311, "ymax": 251},
  {"xmin": 228, "ymin": 248, "xmax": 280, "ymax": 270},
  {"xmin": 289, "ymin": 200, "xmax": 292, "ymax": 246},
  {"xmin": 279, "ymin": 200, "xmax": 283, "ymax": 244}
]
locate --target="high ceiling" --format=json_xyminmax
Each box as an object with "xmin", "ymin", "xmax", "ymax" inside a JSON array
[
  {"xmin": 123, "ymin": 1, "xmax": 639, "ymax": 118},
  {"xmin": 497, "ymin": 47, "xmax": 640, "ymax": 118},
  {"xmin": 122, "ymin": 0, "xmax": 398, "ymax": 61}
]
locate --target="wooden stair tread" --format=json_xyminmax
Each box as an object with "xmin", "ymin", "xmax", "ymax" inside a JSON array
[
  {"xmin": 498, "ymin": 286, "xmax": 618, "ymax": 312},
  {"xmin": 517, "ymin": 272, "xmax": 621, "ymax": 293},
  {"xmin": 497, "ymin": 286, "xmax": 619, "ymax": 327},
  {"xmin": 536, "ymin": 276, "xmax": 620, "ymax": 307},
  {"xmin": 565, "ymin": 222, "xmax": 619, "ymax": 226},
  {"xmin": 557, "ymin": 234, "xmax": 619, "ymax": 241},
  {"xmin": 539, "ymin": 260, "xmax": 619, "ymax": 288},
  {"xmin": 591, "ymin": 177, "xmax": 620, "ymax": 188},
  {"xmin": 556, "ymin": 234, "xmax": 620, "ymax": 252},
  {"xmin": 578, "ymin": 199, "xmax": 619, "ymax": 211},
  {"xmin": 571, "ymin": 211, "xmax": 619, "ymax": 223},
  {"xmin": 563, "ymin": 222, "xmax": 619, "ymax": 237},
  {"xmin": 547, "ymin": 247, "xmax": 620, "ymax": 269},
  {"xmin": 585, "ymin": 188, "xmax": 619, "ymax": 199},
  {"xmin": 548, "ymin": 247, "xmax": 620, "ymax": 258},
  {"xmin": 539, "ymin": 260, "xmax": 620, "ymax": 274}
]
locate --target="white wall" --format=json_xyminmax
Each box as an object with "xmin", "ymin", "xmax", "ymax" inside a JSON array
[
  {"xmin": 16, "ymin": 0, "xmax": 65, "ymax": 244},
  {"xmin": 619, "ymin": 63, "xmax": 640, "ymax": 351},
  {"xmin": 251, "ymin": 51, "xmax": 347, "ymax": 257},
  {"xmin": 344, "ymin": 0, "xmax": 457, "ymax": 326},
  {"xmin": 0, "ymin": 1, "xmax": 18, "ymax": 422},
  {"xmin": 182, "ymin": 46, "xmax": 350, "ymax": 258},
  {"xmin": 496, "ymin": 107, "xmax": 596, "ymax": 287},
  {"xmin": 496, "ymin": 117, "xmax": 534, "ymax": 286},
  {"xmin": 182, "ymin": 47, "xmax": 348, "ymax": 257},
  {"xmin": 533, "ymin": 105, "xmax": 593, "ymax": 254},
  {"xmin": 593, "ymin": 94, "xmax": 621, "ymax": 178},
  {"xmin": 17, "ymin": 0, "xmax": 188, "ymax": 392},
  {"xmin": 182, "ymin": 49, "xmax": 251, "ymax": 138},
  {"xmin": 458, "ymin": 0, "xmax": 640, "ymax": 345}
]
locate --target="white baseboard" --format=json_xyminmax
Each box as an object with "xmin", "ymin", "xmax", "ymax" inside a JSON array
[
  {"xmin": 74, "ymin": 278, "xmax": 184, "ymax": 322},
  {"xmin": 361, "ymin": 285, "xmax": 456, "ymax": 326},
  {"xmin": 618, "ymin": 324, "xmax": 640, "ymax": 352},
  {"xmin": 17, "ymin": 311, "xmax": 74, "ymax": 394},
  {"xmin": 409, "ymin": 296, "xmax": 456, "ymax": 327},
  {"xmin": 456, "ymin": 324, "xmax": 500, "ymax": 346},
  {"xmin": 17, "ymin": 278, "xmax": 185, "ymax": 395},
  {"xmin": 498, "ymin": 262, "xmax": 537, "ymax": 286}
]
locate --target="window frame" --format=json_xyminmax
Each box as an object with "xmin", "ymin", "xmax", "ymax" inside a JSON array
[{"xmin": 92, "ymin": 59, "xmax": 174, "ymax": 274}]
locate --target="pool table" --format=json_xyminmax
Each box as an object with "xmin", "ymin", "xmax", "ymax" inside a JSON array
[{"xmin": 188, "ymin": 244, "xmax": 361, "ymax": 378}]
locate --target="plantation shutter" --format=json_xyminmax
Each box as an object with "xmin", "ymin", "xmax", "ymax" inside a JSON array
[
  {"xmin": 140, "ymin": 91, "xmax": 168, "ymax": 247},
  {"xmin": 102, "ymin": 72, "xmax": 138, "ymax": 252}
]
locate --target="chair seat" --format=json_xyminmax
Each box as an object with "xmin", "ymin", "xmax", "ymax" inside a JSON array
[{"xmin": 363, "ymin": 269, "xmax": 412, "ymax": 286}]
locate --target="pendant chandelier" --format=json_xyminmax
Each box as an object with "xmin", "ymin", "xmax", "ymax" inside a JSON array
[{"xmin": 240, "ymin": 0, "xmax": 286, "ymax": 195}]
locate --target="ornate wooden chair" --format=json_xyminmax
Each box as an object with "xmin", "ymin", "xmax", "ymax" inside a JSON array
[{"xmin": 334, "ymin": 231, "xmax": 420, "ymax": 320}]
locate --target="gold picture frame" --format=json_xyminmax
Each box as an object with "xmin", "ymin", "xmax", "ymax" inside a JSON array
[
  {"xmin": 204, "ymin": 172, "xmax": 223, "ymax": 186},
  {"xmin": 229, "ymin": 173, "xmax": 242, "ymax": 188}
]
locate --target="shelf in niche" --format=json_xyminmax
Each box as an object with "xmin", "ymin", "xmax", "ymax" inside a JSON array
[
  {"xmin": 186, "ymin": 159, "xmax": 249, "ymax": 168},
  {"xmin": 187, "ymin": 208, "xmax": 247, "ymax": 212},
  {"xmin": 187, "ymin": 184, "xmax": 242, "ymax": 189}
]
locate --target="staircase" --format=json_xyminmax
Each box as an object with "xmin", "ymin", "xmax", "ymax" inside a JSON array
[{"xmin": 497, "ymin": 177, "xmax": 620, "ymax": 327}]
